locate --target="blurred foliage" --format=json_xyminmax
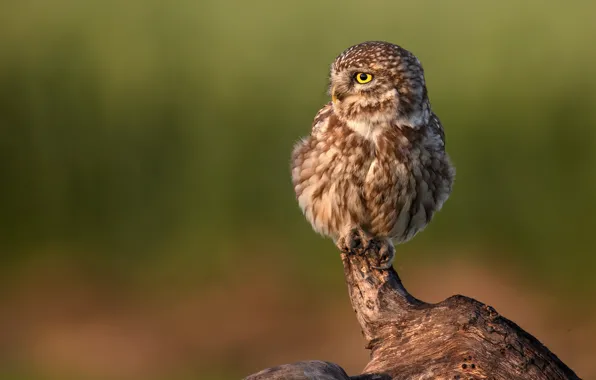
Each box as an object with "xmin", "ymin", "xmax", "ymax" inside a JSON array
[
  {"xmin": 2, "ymin": 1, "xmax": 596, "ymax": 379},
  {"xmin": 1, "ymin": 0, "xmax": 596, "ymax": 286}
]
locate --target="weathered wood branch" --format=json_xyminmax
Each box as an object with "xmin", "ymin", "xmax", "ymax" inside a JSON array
[{"xmin": 245, "ymin": 242, "xmax": 581, "ymax": 380}]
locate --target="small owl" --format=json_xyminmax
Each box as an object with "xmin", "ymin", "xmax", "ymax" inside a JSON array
[{"xmin": 291, "ymin": 41, "xmax": 455, "ymax": 268}]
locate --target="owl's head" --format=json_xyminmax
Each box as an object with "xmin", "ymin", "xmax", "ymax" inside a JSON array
[{"xmin": 329, "ymin": 41, "xmax": 430, "ymax": 131}]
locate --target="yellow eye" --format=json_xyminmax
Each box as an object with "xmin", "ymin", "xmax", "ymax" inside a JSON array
[{"xmin": 355, "ymin": 72, "xmax": 373, "ymax": 84}]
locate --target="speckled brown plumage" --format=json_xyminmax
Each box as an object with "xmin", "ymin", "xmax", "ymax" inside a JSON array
[{"xmin": 291, "ymin": 41, "xmax": 455, "ymax": 268}]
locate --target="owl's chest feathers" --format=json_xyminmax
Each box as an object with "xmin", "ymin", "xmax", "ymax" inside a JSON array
[
  {"xmin": 331, "ymin": 122, "xmax": 434, "ymax": 238},
  {"xmin": 347, "ymin": 123, "xmax": 416, "ymax": 189},
  {"xmin": 363, "ymin": 128, "xmax": 408, "ymax": 184},
  {"xmin": 332, "ymin": 122, "xmax": 415, "ymax": 192},
  {"xmin": 294, "ymin": 114, "xmax": 446, "ymax": 241}
]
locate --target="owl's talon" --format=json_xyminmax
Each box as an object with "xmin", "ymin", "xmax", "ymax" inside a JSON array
[
  {"xmin": 372, "ymin": 260, "xmax": 393, "ymax": 270},
  {"xmin": 337, "ymin": 228, "xmax": 371, "ymax": 255},
  {"xmin": 371, "ymin": 239, "xmax": 395, "ymax": 270}
]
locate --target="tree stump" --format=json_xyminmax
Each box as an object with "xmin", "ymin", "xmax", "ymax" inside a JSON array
[{"xmin": 244, "ymin": 238, "xmax": 581, "ymax": 379}]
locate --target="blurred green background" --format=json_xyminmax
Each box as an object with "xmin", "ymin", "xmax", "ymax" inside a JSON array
[{"xmin": 1, "ymin": 1, "xmax": 596, "ymax": 379}]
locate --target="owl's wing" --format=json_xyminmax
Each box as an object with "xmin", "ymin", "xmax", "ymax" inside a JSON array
[
  {"xmin": 311, "ymin": 102, "xmax": 334, "ymax": 134},
  {"xmin": 429, "ymin": 112, "xmax": 446, "ymax": 147}
]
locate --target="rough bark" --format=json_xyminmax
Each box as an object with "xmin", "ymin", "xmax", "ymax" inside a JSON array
[{"xmin": 245, "ymin": 241, "xmax": 581, "ymax": 380}]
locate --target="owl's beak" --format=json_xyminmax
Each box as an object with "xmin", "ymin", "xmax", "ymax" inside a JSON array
[{"xmin": 331, "ymin": 86, "xmax": 338, "ymax": 104}]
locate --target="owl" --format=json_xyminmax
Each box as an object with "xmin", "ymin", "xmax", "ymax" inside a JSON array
[{"xmin": 291, "ymin": 41, "xmax": 455, "ymax": 269}]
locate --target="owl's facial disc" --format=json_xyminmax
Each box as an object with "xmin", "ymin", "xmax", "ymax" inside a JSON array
[
  {"xmin": 329, "ymin": 68, "xmax": 406, "ymax": 134},
  {"xmin": 330, "ymin": 70, "xmax": 377, "ymax": 105},
  {"xmin": 328, "ymin": 41, "xmax": 430, "ymax": 131}
]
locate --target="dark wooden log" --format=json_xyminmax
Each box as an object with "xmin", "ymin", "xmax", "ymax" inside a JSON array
[
  {"xmin": 244, "ymin": 238, "xmax": 581, "ymax": 380},
  {"xmin": 245, "ymin": 361, "xmax": 352, "ymax": 380}
]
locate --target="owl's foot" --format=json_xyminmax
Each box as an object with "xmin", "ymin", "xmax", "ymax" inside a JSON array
[
  {"xmin": 337, "ymin": 227, "xmax": 372, "ymax": 256},
  {"xmin": 370, "ymin": 238, "xmax": 395, "ymax": 270}
]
